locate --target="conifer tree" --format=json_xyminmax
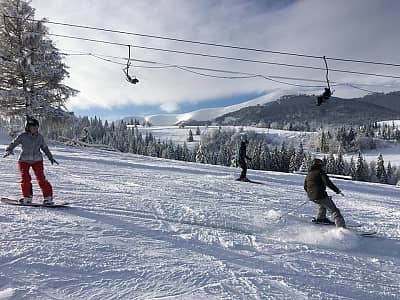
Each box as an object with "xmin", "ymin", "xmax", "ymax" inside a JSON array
[
  {"xmin": 376, "ymin": 154, "xmax": 388, "ymax": 184},
  {"xmin": 348, "ymin": 157, "xmax": 356, "ymax": 179},
  {"xmin": 320, "ymin": 131, "xmax": 329, "ymax": 153},
  {"xmin": 355, "ymin": 152, "xmax": 368, "ymax": 181},
  {"xmin": 187, "ymin": 129, "xmax": 194, "ymax": 142},
  {"xmin": 326, "ymin": 152, "xmax": 336, "ymax": 174},
  {"xmin": 195, "ymin": 144, "xmax": 207, "ymax": 163},
  {"xmin": 336, "ymin": 148, "xmax": 346, "ymax": 175},
  {"xmin": 0, "ymin": 0, "xmax": 77, "ymax": 119},
  {"xmin": 387, "ymin": 161, "xmax": 393, "ymax": 184}
]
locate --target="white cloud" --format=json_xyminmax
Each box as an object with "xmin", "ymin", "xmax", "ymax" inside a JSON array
[{"xmin": 30, "ymin": 0, "xmax": 400, "ymax": 112}]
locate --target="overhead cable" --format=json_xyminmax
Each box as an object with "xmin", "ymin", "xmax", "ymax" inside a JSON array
[
  {"xmin": 43, "ymin": 32, "xmax": 400, "ymax": 80},
  {"xmin": 5, "ymin": 14, "xmax": 400, "ymax": 68}
]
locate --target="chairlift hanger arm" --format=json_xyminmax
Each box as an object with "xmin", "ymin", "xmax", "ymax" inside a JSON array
[
  {"xmin": 323, "ymin": 56, "xmax": 331, "ymax": 90},
  {"xmin": 124, "ymin": 45, "xmax": 139, "ymax": 84}
]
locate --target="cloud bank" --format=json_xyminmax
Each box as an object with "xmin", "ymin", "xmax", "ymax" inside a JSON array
[{"xmin": 31, "ymin": 0, "xmax": 400, "ymax": 113}]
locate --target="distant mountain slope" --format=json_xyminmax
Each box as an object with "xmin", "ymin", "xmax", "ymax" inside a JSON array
[
  {"xmin": 358, "ymin": 91, "xmax": 400, "ymax": 113},
  {"xmin": 122, "ymin": 91, "xmax": 284, "ymax": 126},
  {"xmin": 215, "ymin": 94, "xmax": 400, "ymax": 127},
  {"xmin": 120, "ymin": 91, "xmax": 400, "ymax": 126}
]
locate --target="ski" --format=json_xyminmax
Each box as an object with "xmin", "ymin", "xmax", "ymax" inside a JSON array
[
  {"xmin": 311, "ymin": 217, "xmax": 362, "ymax": 228},
  {"xmin": 311, "ymin": 218, "xmax": 376, "ymax": 236},
  {"xmin": 1, "ymin": 197, "xmax": 69, "ymax": 208},
  {"xmin": 235, "ymin": 178, "xmax": 263, "ymax": 184}
]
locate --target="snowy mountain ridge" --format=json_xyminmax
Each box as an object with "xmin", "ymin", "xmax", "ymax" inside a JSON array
[
  {"xmin": 122, "ymin": 91, "xmax": 400, "ymax": 126},
  {"xmin": 134, "ymin": 91, "xmax": 284, "ymax": 126}
]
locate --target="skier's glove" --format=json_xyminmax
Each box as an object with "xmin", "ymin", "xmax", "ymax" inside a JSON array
[
  {"xmin": 3, "ymin": 151, "xmax": 13, "ymax": 158},
  {"xmin": 50, "ymin": 158, "xmax": 59, "ymax": 165}
]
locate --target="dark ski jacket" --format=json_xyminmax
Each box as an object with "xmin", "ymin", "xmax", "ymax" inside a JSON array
[
  {"xmin": 238, "ymin": 142, "xmax": 251, "ymax": 164},
  {"xmin": 304, "ymin": 165, "xmax": 340, "ymax": 200}
]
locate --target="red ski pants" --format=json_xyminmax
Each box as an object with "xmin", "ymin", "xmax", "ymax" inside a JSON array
[{"xmin": 18, "ymin": 161, "xmax": 53, "ymax": 198}]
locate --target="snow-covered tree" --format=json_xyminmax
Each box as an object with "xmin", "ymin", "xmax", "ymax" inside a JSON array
[
  {"xmin": 376, "ymin": 154, "xmax": 388, "ymax": 184},
  {"xmin": 319, "ymin": 131, "xmax": 330, "ymax": 153},
  {"xmin": 336, "ymin": 148, "xmax": 346, "ymax": 175},
  {"xmin": 288, "ymin": 154, "xmax": 298, "ymax": 173},
  {"xmin": 187, "ymin": 129, "xmax": 194, "ymax": 142},
  {"xmin": 0, "ymin": 0, "xmax": 77, "ymax": 119},
  {"xmin": 386, "ymin": 161, "xmax": 394, "ymax": 184},
  {"xmin": 299, "ymin": 153, "xmax": 313, "ymax": 172},
  {"xmin": 195, "ymin": 144, "xmax": 207, "ymax": 163},
  {"xmin": 348, "ymin": 157, "xmax": 356, "ymax": 179},
  {"xmin": 355, "ymin": 152, "xmax": 369, "ymax": 181},
  {"xmin": 326, "ymin": 152, "xmax": 336, "ymax": 174}
]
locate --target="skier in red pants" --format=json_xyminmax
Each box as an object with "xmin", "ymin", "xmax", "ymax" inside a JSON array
[{"xmin": 3, "ymin": 117, "xmax": 58, "ymax": 205}]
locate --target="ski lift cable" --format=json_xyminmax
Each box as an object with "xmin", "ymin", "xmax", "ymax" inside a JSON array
[
  {"xmin": 61, "ymin": 50, "xmax": 400, "ymax": 91},
  {"xmin": 6, "ymin": 14, "xmax": 400, "ymax": 68},
  {"xmin": 337, "ymin": 83, "xmax": 377, "ymax": 93},
  {"xmin": 61, "ymin": 51, "xmax": 127, "ymax": 65},
  {"xmin": 42, "ymin": 32, "xmax": 400, "ymax": 80},
  {"xmin": 62, "ymin": 49, "xmax": 331, "ymax": 85}
]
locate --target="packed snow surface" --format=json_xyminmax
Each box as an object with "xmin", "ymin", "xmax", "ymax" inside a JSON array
[{"xmin": 0, "ymin": 141, "xmax": 399, "ymax": 299}]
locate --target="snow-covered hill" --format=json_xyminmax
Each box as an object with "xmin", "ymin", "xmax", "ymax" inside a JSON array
[
  {"xmin": 0, "ymin": 141, "xmax": 399, "ymax": 299},
  {"xmin": 130, "ymin": 125, "xmax": 316, "ymax": 149},
  {"xmin": 140, "ymin": 91, "xmax": 284, "ymax": 126}
]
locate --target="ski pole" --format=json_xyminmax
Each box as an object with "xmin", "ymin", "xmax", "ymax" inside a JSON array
[{"xmin": 277, "ymin": 200, "xmax": 309, "ymax": 221}]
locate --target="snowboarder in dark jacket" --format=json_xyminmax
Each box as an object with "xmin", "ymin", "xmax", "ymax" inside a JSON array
[
  {"xmin": 3, "ymin": 117, "xmax": 58, "ymax": 205},
  {"xmin": 238, "ymin": 140, "xmax": 252, "ymax": 181},
  {"xmin": 304, "ymin": 158, "xmax": 346, "ymax": 228}
]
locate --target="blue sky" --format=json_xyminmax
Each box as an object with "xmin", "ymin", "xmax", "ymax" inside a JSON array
[
  {"xmin": 30, "ymin": 0, "xmax": 400, "ymax": 120},
  {"xmin": 73, "ymin": 92, "xmax": 264, "ymax": 121}
]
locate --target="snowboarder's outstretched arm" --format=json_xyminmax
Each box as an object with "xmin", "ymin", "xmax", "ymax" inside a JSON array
[
  {"xmin": 4, "ymin": 134, "xmax": 22, "ymax": 157},
  {"xmin": 321, "ymin": 171, "xmax": 341, "ymax": 194}
]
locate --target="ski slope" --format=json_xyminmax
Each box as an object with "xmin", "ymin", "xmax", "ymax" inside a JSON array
[{"xmin": 0, "ymin": 142, "xmax": 399, "ymax": 299}]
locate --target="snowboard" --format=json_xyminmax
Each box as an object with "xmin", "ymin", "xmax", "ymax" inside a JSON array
[
  {"xmin": 1, "ymin": 197, "xmax": 69, "ymax": 208},
  {"xmin": 235, "ymin": 178, "xmax": 263, "ymax": 184},
  {"xmin": 311, "ymin": 217, "xmax": 376, "ymax": 237}
]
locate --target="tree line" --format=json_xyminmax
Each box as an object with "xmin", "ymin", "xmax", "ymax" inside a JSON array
[{"xmin": 37, "ymin": 116, "xmax": 400, "ymax": 186}]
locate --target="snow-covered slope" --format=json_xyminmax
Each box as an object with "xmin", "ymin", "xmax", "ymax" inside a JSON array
[
  {"xmin": 378, "ymin": 120, "xmax": 400, "ymax": 127},
  {"xmin": 0, "ymin": 142, "xmax": 399, "ymax": 299},
  {"xmin": 130, "ymin": 125, "xmax": 316, "ymax": 149},
  {"xmin": 143, "ymin": 91, "xmax": 284, "ymax": 126}
]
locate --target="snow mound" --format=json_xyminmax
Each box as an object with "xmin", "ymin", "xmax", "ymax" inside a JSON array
[
  {"xmin": 0, "ymin": 288, "xmax": 15, "ymax": 300},
  {"xmin": 273, "ymin": 225, "xmax": 360, "ymax": 250},
  {"xmin": 263, "ymin": 209, "xmax": 282, "ymax": 221}
]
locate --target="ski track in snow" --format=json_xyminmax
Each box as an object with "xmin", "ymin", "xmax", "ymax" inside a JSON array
[{"xmin": 0, "ymin": 143, "xmax": 399, "ymax": 299}]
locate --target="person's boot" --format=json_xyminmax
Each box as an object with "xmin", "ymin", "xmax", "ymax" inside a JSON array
[
  {"xmin": 19, "ymin": 196, "xmax": 32, "ymax": 205},
  {"xmin": 43, "ymin": 196, "xmax": 54, "ymax": 206},
  {"xmin": 315, "ymin": 217, "xmax": 335, "ymax": 224}
]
